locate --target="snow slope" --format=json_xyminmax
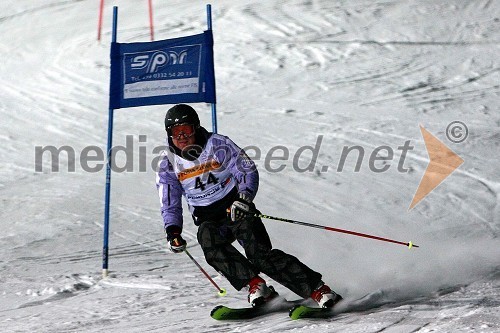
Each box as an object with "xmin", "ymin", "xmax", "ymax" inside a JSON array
[{"xmin": 0, "ymin": 0, "xmax": 499, "ymax": 332}]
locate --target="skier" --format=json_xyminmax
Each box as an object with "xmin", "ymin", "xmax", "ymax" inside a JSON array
[{"xmin": 156, "ymin": 104, "xmax": 343, "ymax": 308}]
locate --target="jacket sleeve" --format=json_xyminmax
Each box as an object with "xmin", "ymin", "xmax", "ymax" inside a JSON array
[
  {"xmin": 156, "ymin": 152, "xmax": 184, "ymax": 231},
  {"xmin": 215, "ymin": 135, "xmax": 259, "ymax": 201}
]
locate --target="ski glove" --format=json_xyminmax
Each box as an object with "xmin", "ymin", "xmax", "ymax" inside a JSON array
[
  {"xmin": 230, "ymin": 193, "xmax": 255, "ymax": 222},
  {"xmin": 165, "ymin": 226, "xmax": 187, "ymax": 253}
]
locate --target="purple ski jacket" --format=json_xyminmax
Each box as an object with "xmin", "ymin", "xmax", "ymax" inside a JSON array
[{"xmin": 156, "ymin": 129, "xmax": 259, "ymax": 231}]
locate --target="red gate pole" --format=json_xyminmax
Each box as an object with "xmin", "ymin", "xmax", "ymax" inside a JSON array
[
  {"xmin": 148, "ymin": 0, "xmax": 154, "ymax": 41},
  {"xmin": 97, "ymin": 0, "xmax": 105, "ymax": 41}
]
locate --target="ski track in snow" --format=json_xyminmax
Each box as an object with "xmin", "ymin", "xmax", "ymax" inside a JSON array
[{"xmin": 0, "ymin": 0, "xmax": 499, "ymax": 332}]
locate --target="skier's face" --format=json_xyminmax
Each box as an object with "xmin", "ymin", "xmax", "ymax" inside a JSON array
[{"xmin": 170, "ymin": 124, "xmax": 196, "ymax": 150}]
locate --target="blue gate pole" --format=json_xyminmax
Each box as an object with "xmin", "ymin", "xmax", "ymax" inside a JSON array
[
  {"xmin": 206, "ymin": 4, "xmax": 217, "ymax": 133},
  {"xmin": 103, "ymin": 6, "xmax": 118, "ymax": 278}
]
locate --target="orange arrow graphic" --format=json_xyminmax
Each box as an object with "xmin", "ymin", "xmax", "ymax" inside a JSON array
[{"xmin": 409, "ymin": 125, "xmax": 464, "ymax": 210}]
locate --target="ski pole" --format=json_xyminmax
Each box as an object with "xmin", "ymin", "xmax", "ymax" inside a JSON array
[
  {"xmin": 184, "ymin": 249, "xmax": 227, "ymax": 296},
  {"xmin": 256, "ymin": 213, "xmax": 419, "ymax": 249}
]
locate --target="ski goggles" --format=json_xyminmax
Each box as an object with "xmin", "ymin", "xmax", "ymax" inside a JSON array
[{"xmin": 169, "ymin": 124, "xmax": 196, "ymax": 140}]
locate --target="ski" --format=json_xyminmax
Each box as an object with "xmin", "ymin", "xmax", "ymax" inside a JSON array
[
  {"xmin": 288, "ymin": 291, "xmax": 386, "ymax": 320},
  {"xmin": 210, "ymin": 297, "xmax": 297, "ymax": 320},
  {"xmin": 210, "ymin": 305, "xmax": 263, "ymax": 320},
  {"xmin": 289, "ymin": 304, "xmax": 334, "ymax": 320}
]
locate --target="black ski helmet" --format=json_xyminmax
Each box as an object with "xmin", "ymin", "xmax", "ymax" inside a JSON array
[{"xmin": 164, "ymin": 104, "xmax": 200, "ymax": 133}]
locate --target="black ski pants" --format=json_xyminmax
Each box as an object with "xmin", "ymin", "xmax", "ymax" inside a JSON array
[{"xmin": 197, "ymin": 214, "xmax": 322, "ymax": 298}]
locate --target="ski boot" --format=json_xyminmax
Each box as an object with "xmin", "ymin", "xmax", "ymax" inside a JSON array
[
  {"xmin": 247, "ymin": 276, "xmax": 278, "ymax": 307},
  {"xmin": 311, "ymin": 283, "xmax": 343, "ymax": 308}
]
